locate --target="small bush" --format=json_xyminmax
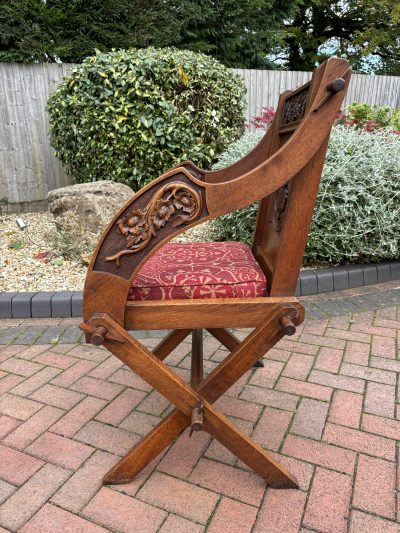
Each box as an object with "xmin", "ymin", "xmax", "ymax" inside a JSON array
[
  {"xmin": 212, "ymin": 126, "xmax": 400, "ymax": 264},
  {"xmin": 212, "ymin": 130, "xmax": 265, "ymax": 171},
  {"xmin": 47, "ymin": 47, "xmax": 246, "ymax": 190},
  {"xmin": 337, "ymin": 103, "xmax": 400, "ymax": 133},
  {"xmin": 210, "ymin": 130, "xmax": 263, "ymax": 243},
  {"xmin": 249, "ymin": 106, "xmax": 275, "ymax": 129}
]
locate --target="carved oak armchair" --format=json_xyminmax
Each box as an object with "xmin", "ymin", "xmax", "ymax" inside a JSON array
[{"xmin": 80, "ymin": 58, "xmax": 351, "ymax": 488}]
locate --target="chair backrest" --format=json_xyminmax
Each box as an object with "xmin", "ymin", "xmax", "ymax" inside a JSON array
[{"xmin": 251, "ymin": 60, "xmax": 350, "ymax": 296}]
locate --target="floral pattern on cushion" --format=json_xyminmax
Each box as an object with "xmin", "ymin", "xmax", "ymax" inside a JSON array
[{"xmin": 128, "ymin": 241, "xmax": 267, "ymax": 300}]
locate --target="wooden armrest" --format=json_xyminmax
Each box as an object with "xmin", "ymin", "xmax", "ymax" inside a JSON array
[{"xmin": 170, "ymin": 160, "xmax": 206, "ymax": 181}]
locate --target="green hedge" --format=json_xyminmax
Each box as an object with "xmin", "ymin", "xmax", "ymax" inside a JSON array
[
  {"xmin": 212, "ymin": 126, "xmax": 400, "ymax": 264},
  {"xmin": 47, "ymin": 47, "xmax": 246, "ymax": 190}
]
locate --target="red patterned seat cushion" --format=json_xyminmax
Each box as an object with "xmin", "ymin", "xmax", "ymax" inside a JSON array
[{"xmin": 128, "ymin": 241, "xmax": 267, "ymax": 300}]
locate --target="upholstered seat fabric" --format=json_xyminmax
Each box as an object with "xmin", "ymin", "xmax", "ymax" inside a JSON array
[{"xmin": 128, "ymin": 241, "xmax": 267, "ymax": 300}]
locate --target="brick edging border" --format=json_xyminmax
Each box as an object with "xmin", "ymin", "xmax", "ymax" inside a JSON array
[{"xmin": 1, "ymin": 261, "xmax": 399, "ymax": 319}]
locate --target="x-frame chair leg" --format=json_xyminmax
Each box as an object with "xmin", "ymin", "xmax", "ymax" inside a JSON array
[
  {"xmin": 89, "ymin": 302, "xmax": 302, "ymax": 488},
  {"xmin": 206, "ymin": 328, "xmax": 240, "ymax": 352},
  {"xmin": 154, "ymin": 328, "xmax": 204, "ymax": 387},
  {"xmin": 152, "ymin": 329, "xmax": 192, "ymax": 359},
  {"xmin": 207, "ymin": 328, "xmax": 264, "ymax": 367},
  {"xmin": 191, "ymin": 329, "xmax": 203, "ymax": 387}
]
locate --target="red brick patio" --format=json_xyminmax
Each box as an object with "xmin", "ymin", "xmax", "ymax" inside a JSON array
[{"xmin": 0, "ymin": 283, "xmax": 399, "ymax": 532}]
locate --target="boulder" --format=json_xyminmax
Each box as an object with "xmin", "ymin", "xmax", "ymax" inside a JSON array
[{"xmin": 47, "ymin": 181, "xmax": 133, "ymax": 233}]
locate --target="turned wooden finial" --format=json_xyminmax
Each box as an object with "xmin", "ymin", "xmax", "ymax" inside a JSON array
[
  {"xmin": 79, "ymin": 320, "xmax": 126, "ymax": 346},
  {"xmin": 314, "ymin": 77, "xmax": 346, "ymax": 112},
  {"xmin": 327, "ymin": 78, "xmax": 346, "ymax": 94}
]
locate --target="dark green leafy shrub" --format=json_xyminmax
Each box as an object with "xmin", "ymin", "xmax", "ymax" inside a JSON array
[
  {"xmin": 47, "ymin": 47, "xmax": 246, "ymax": 189},
  {"xmin": 212, "ymin": 126, "xmax": 400, "ymax": 264}
]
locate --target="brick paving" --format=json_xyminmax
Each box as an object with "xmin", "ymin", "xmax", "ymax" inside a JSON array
[{"xmin": 0, "ymin": 281, "xmax": 398, "ymax": 532}]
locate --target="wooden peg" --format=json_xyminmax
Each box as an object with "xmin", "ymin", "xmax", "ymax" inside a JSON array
[
  {"xmin": 279, "ymin": 316, "xmax": 296, "ymax": 336},
  {"xmin": 313, "ymin": 77, "xmax": 346, "ymax": 112},
  {"xmin": 79, "ymin": 321, "xmax": 125, "ymax": 345},
  {"xmin": 327, "ymin": 78, "xmax": 346, "ymax": 93},
  {"xmin": 79, "ymin": 322, "xmax": 107, "ymax": 345},
  {"xmin": 189, "ymin": 400, "xmax": 204, "ymax": 437},
  {"xmin": 90, "ymin": 326, "xmax": 108, "ymax": 346}
]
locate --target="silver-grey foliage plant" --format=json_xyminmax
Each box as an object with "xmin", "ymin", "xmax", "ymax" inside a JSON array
[{"xmin": 212, "ymin": 126, "xmax": 400, "ymax": 264}]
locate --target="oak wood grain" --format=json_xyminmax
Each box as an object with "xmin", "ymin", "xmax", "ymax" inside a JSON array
[
  {"xmin": 191, "ymin": 329, "xmax": 203, "ymax": 388},
  {"xmin": 152, "ymin": 329, "xmax": 192, "ymax": 360},
  {"xmin": 124, "ymin": 297, "xmax": 299, "ymax": 329}
]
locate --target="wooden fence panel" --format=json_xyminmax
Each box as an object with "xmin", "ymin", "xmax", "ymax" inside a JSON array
[
  {"xmin": 234, "ymin": 69, "xmax": 400, "ymax": 124},
  {"xmin": 0, "ymin": 63, "xmax": 72, "ymax": 204},
  {"xmin": 0, "ymin": 63, "xmax": 399, "ymax": 206}
]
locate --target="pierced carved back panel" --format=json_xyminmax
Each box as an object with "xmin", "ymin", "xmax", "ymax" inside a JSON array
[
  {"xmin": 279, "ymin": 83, "xmax": 310, "ymax": 134},
  {"xmin": 269, "ymin": 182, "xmax": 291, "ymax": 233},
  {"xmin": 266, "ymin": 84, "xmax": 311, "ymax": 240},
  {"xmin": 281, "ymin": 88, "xmax": 309, "ymax": 126},
  {"xmin": 93, "ymin": 173, "xmax": 208, "ymax": 279},
  {"xmin": 268, "ymin": 83, "xmax": 312, "ymax": 236}
]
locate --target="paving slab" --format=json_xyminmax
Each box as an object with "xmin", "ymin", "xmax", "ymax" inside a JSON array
[{"xmin": 0, "ymin": 282, "xmax": 399, "ymax": 531}]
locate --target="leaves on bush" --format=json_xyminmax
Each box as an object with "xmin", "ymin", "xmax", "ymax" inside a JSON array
[
  {"xmin": 47, "ymin": 47, "xmax": 246, "ymax": 191},
  {"xmin": 211, "ymin": 126, "xmax": 400, "ymax": 265},
  {"xmin": 337, "ymin": 103, "xmax": 400, "ymax": 133}
]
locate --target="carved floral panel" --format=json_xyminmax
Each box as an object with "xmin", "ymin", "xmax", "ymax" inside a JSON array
[{"xmin": 105, "ymin": 182, "xmax": 203, "ymax": 267}]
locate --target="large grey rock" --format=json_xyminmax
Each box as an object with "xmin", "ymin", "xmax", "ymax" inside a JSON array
[{"xmin": 47, "ymin": 181, "xmax": 133, "ymax": 232}]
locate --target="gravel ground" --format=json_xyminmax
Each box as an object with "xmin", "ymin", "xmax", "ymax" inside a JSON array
[
  {"xmin": 0, "ymin": 212, "xmax": 87, "ymax": 292},
  {"xmin": 0, "ymin": 211, "xmax": 214, "ymax": 292}
]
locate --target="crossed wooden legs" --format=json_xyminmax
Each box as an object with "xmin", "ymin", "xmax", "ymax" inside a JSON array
[{"xmin": 85, "ymin": 302, "xmax": 302, "ymax": 489}]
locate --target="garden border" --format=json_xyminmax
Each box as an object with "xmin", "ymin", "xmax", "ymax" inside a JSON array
[{"xmin": 0, "ymin": 261, "xmax": 399, "ymax": 319}]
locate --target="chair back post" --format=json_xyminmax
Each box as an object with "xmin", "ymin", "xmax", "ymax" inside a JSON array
[{"xmin": 252, "ymin": 60, "xmax": 349, "ymax": 296}]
